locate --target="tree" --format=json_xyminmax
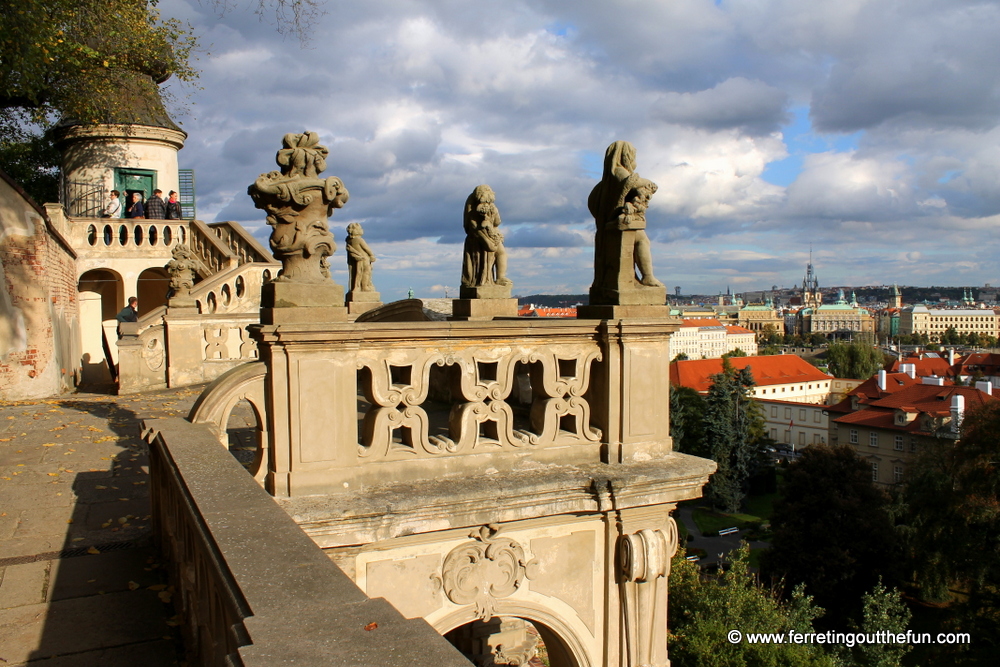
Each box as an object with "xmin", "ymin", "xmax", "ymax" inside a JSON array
[
  {"xmin": 722, "ymin": 347, "xmax": 747, "ymax": 359},
  {"xmin": 761, "ymin": 445, "xmax": 902, "ymax": 628},
  {"xmin": 672, "ymin": 352, "xmax": 690, "ymax": 362},
  {"xmin": 825, "ymin": 342, "xmax": 884, "ymax": 379},
  {"xmin": 668, "ymin": 544, "xmax": 837, "ymax": 667},
  {"xmin": 0, "ymin": 1, "xmax": 197, "ymax": 134},
  {"xmin": 703, "ymin": 361, "xmax": 765, "ymax": 512},
  {"xmin": 670, "ymin": 384, "xmax": 707, "ymax": 458},
  {"xmin": 942, "ymin": 326, "xmax": 961, "ymax": 345},
  {"xmin": 852, "ymin": 579, "xmax": 912, "ymax": 667}
]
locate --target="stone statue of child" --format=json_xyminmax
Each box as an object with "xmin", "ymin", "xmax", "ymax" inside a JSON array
[
  {"xmin": 345, "ymin": 222, "xmax": 376, "ymax": 293},
  {"xmin": 461, "ymin": 185, "xmax": 512, "ymax": 289},
  {"xmin": 589, "ymin": 141, "xmax": 663, "ymax": 292}
]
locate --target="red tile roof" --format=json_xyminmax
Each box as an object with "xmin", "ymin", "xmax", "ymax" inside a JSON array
[
  {"xmin": 725, "ymin": 325, "xmax": 754, "ymax": 334},
  {"xmin": 833, "ymin": 384, "xmax": 999, "ymax": 434},
  {"xmin": 885, "ymin": 353, "xmax": 955, "ymax": 378},
  {"xmin": 953, "ymin": 352, "xmax": 1000, "ymax": 375},
  {"xmin": 827, "ymin": 372, "xmax": 922, "ymax": 414},
  {"xmin": 670, "ymin": 355, "xmax": 832, "ymax": 393},
  {"xmin": 680, "ymin": 318, "xmax": 723, "ymax": 327}
]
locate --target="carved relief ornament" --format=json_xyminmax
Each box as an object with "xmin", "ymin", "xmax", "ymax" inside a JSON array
[{"xmin": 441, "ymin": 525, "xmax": 537, "ymax": 622}]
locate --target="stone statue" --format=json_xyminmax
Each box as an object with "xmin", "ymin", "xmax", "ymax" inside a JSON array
[
  {"xmin": 587, "ymin": 140, "xmax": 665, "ymax": 307},
  {"xmin": 248, "ymin": 132, "xmax": 349, "ymax": 285},
  {"xmin": 345, "ymin": 222, "xmax": 376, "ymax": 294},
  {"xmin": 461, "ymin": 184, "xmax": 512, "ymax": 293},
  {"xmin": 165, "ymin": 244, "xmax": 199, "ymax": 307}
]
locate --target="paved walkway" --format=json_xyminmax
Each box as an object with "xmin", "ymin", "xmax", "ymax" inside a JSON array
[
  {"xmin": 0, "ymin": 385, "xmax": 203, "ymax": 666},
  {"xmin": 676, "ymin": 506, "xmax": 770, "ymax": 568}
]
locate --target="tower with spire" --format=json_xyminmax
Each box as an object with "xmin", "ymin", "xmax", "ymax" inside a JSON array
[
  {"xmin": 801, "ymin": 248, "xmax": 821, "ymax": 309},
  {"xmin": 890, "ymin": 283, "xmax": 902, "ymax": 308}
]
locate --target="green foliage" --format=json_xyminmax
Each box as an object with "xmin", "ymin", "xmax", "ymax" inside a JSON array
[
  {"xmin": 825, "ymin": 342, "xmax": 884, "ymax": 379},
  {"xmin": 0, "ymin": 1, "xmax": 199, "ymax": 133},
  {"xmin": 942, "ymin": 326, "xmax": 961, "ymax": 345},
  {"xmin": 673, "ymin": 352, "xmax": 690, "ymax": 361},
  {"xmin": 723, "ymin": 347, "xmax": 748, "ymax": 359},
  {"xmin": 761, "ymin": 445, "xmax": 902, "ymax": 628},
  {"xmin": 670, "ymin": 384, "xmax": 707, "ymax": 458},
  {"xmin": 758, "ymin": 324, "xmax": 782, "ymax": 347},
  {"xmin": 703, "ymin": 361, "xmax": 766, "ymax": 512},
  {"xmin": 903, "ymin": 402, "xmax": 1000, "ymax": 603},
  {"xmin": 668, "ymin": 544, "xmax": 838, "ymax": 667},
  {"xmin": 853, "ymin": 579, "xmax": 912, "ymax": 667},
  {"xmin": 0, "ymin": 126, "xmax": 60, "ymax": 204}
]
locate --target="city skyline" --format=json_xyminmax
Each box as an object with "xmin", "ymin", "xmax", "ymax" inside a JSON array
[{"xmin": 158, "ymin": 0, "xmax": 1000, "ymax": 299}]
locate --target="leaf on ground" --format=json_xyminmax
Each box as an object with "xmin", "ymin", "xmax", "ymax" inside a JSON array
[
  {"xmin": 128, "ymin": 581, "xmax": 140, "ymax": 591},
  {"xmin": 87, "ymin": 546, "xmax": 100, "ymax": 554},
  {"xmin": 147, "ymin": 584, "xmax": 167, "ymax": 591},
  {"xmin": 95, "ymin": 485, "xmax": 107, "ymax": 489}
]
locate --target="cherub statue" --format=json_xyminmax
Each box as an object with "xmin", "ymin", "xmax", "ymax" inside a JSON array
[
  {"xmin": 345, "ymin": 222, "xmax": 376, "ymax": 293},
  {"xmin": 588, "ymin": 140, "xmax": 663, "ymax": 292},
  {"xmin": 461, "ymin": 185, "xmax": 512, "ymax": 289}
]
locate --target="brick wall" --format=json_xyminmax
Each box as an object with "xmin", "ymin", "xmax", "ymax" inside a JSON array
[{"xmin": 1, "ymin": 171, "xmax": 80, "ymax": 400}]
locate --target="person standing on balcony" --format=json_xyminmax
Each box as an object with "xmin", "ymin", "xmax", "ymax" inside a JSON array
[
  {"xmin": 102, "ymin": 190, "xmax": 122, "ymax": 218},
  {"xmin": 146, "ymin": 189, "xmax": 166, "ymax": 219},
  {"xmin": 165, "ymin": 191, "xmax": 182, "ymax": 219},
  {"xmin": 127, "ymin": 192, "xmax": 145, "ymax": 219}
]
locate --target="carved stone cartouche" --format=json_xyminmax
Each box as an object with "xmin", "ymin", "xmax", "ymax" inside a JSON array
[
  {"xmin": 441, "ymin": 525, "xmax": 536, "ymax": 622},
  {"xmin": 248, "ymin": 132, "xmax": 349, "ymax": 285}
]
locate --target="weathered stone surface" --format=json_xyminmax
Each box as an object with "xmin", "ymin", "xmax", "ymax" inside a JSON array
[
  {"xmin": 165, "ymin": 244, "xmax": 200, "ymax": 308},
  {"xmin": 588, "ymin": 141, "xmax": 665, "ymax": 307},
  {"xmin": 460, "ymin": 185, "xmax": 511, "ymax": 295},
  {"xmin": 450, "ymin": 297, "xmax": 518, "ymax": 320},
  {"xmin": 345, "ymin": 223, "xmax": 380, "ymax": 306},
  {"xmin": 248, "ymin": 131, "xmax": 349, "ymax": 288}
]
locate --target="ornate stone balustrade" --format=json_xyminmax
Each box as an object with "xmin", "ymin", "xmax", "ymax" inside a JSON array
[
  {"xmin": 207, "ymin": 221, "xmax": 274, "ymax": 265},
  {"xmin": 192, "ymin": 317, "xmax": 681, "ymax": 497},
  {"xmin": 144, "ymin": 418, "xmax": 471, "ymax": 667}
]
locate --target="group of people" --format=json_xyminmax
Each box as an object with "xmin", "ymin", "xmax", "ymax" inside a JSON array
[{"xmin": 103, "ymin": 189, "xmax": 183, "ymax": 219}]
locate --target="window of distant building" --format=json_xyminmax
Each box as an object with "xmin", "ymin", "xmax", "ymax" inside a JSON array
[
  {"xmin": 771, "ymin": 406, "xmax": 778, "ymax": 418},
  {"xmin": 785, "ymin": 407, "xmax": 792, "ymax": 418},
  {"xmin": 870, "ymin": 432, "xmax": 879, "ymax": 447},
  {"xmin": 894, "ymin": 466, "xmax": 904, "ymax": 483},
  {"xmin": 910, "ymin": 438, "xmax": 918, "ymax": 453},
  {"xmin": 850, "ymin": 429, "xmax": 859, "ymax": 444},
  {"xmin": 798, "ymin": 432, "xmax": 806, "ymax": 446},
  {"xmin": 894, "ymin": 435, "xmax": 904, "ymax": 451},
  {"xmin": 872, "ymin": 462, "xmax": 879, "ymax": 482},
  {"xmin": 770, "ymin": 428, "xmax": 777, "ymax": 440}
]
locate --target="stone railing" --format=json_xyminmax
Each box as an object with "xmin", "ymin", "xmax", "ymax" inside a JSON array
[
  {"xmin": 72, "ymin": 217, "xmax": 191, "ymax": 259},
  {"xmin": 118, "ymin": 322, "xmax": 168, "ymax": 393},
  {"xmin": 189, "ymin": 218, "xmax": 238, "ymax": 276},
  {"xmin": 194, "ymin": 317, "xmax": 677, "ymax": 497},
  {"xmin": 144, "ymin": 418, "xmax": 471, "ymax": 667},
  {"xmin": 192, "ymin": 262, "xmax": 280, "ymax": 315},
  {"xmin": 208, "ymin": 221, "xmax": 274, "ymax": 265}
]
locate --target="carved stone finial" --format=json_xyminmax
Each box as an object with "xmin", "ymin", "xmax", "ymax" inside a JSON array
[
  {"xmin": 165, "ymin": 244, "xmax": 199, "ymax": 308},
  {"xmin": 587, "ymin": 141, "xmax": 665, "ymax": 307},
  {"xmin": 460, "ymin": 184, "xmax": 512, "ymax": 299},
  {"xmin": 248, "ymin": 131, "xmax": 349, "ymax": 286}
]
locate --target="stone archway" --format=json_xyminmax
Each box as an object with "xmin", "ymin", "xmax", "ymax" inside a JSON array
[
  {"xmin": 137, "ymin": 266, "xmax": 170, "ymax": 316},
  {"xmin": 77, "ymin": 268, "xmax": 124, "ymax": 385},
  {"xmin": 436, "ymin": 604, "xmax": 592, "ymax": 667}
]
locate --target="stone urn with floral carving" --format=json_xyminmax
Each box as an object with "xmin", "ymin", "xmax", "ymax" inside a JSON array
[{"xmin": 248, "ymin": 132, "xmax": 350, "ymax": 314}]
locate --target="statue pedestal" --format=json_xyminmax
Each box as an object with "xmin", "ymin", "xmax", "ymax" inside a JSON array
[
  {"xmin": 460, "ymin": 284, "xmax": 511, "ymax": 300},
  {"xmin": 590, "ymin": 228, "xmax": 666, "ymax": 308},
  {"xmin": 451, "ymin": 298, "xmax": 518, "ymax": 321},
  {"xmin": 346, "ymin": 290, "xmax": 383, "ymax": 318},
  {"xmin": 261, "ymin": 281, "xmax": 347, "ymax": 325},
  {"xmin": 577, "ymin": 304, "xmax": 672, "ymax": 320}
]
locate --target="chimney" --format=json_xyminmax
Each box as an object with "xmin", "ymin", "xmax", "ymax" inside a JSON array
[
  {"xmin": 902, "ymin": 363, "xmax": 917, "ymax": 379},
  {"xmin": 948, "ymin": 348, "xmax": 956, "ymax": 365},
  {"xmin": 976, "ymin": 380, "xmax": 993, "ymax": 395},
  {"xmin": 951, "ymin": 394, "xmax": 965, "ymax": 433},
  {"xmin": 877, "ymin": 370, "xmax": 887, "ymax": 391},
  {"xmin": 922, "ymin": 375, "xmax": 945, "ymax": 386}
]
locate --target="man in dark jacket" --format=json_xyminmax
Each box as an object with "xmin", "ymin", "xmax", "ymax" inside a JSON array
[
  {"xmin": 115, "ymin": 297, "xmax": 139, "ymax": 336},
  {"xmin": 146, "ymin": 189, "xmax": 166, "ymax": 219}
]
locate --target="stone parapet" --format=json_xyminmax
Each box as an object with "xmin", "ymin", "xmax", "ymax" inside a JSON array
[{"xmin": 144, "ymin": 418, "xmax": 470, "ymax": 667}]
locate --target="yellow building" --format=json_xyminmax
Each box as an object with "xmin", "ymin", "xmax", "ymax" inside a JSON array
[{"xmin": 898, "ymin": 305, "xmax": 999, "ymax": 342}]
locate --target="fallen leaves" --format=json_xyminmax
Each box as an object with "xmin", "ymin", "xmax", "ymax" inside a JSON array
[
  {"xmin": 87, "ymin": 546, "xmax": 100, "ymax": 555},
  {"xmin": 364, "ymin": 621, "xmax": 378, "ymax": 631}
]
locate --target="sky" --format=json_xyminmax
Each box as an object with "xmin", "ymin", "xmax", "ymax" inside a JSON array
[{"xmin": 156, "ymin": 0, "xmax": 1000, "ymax": 301}]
